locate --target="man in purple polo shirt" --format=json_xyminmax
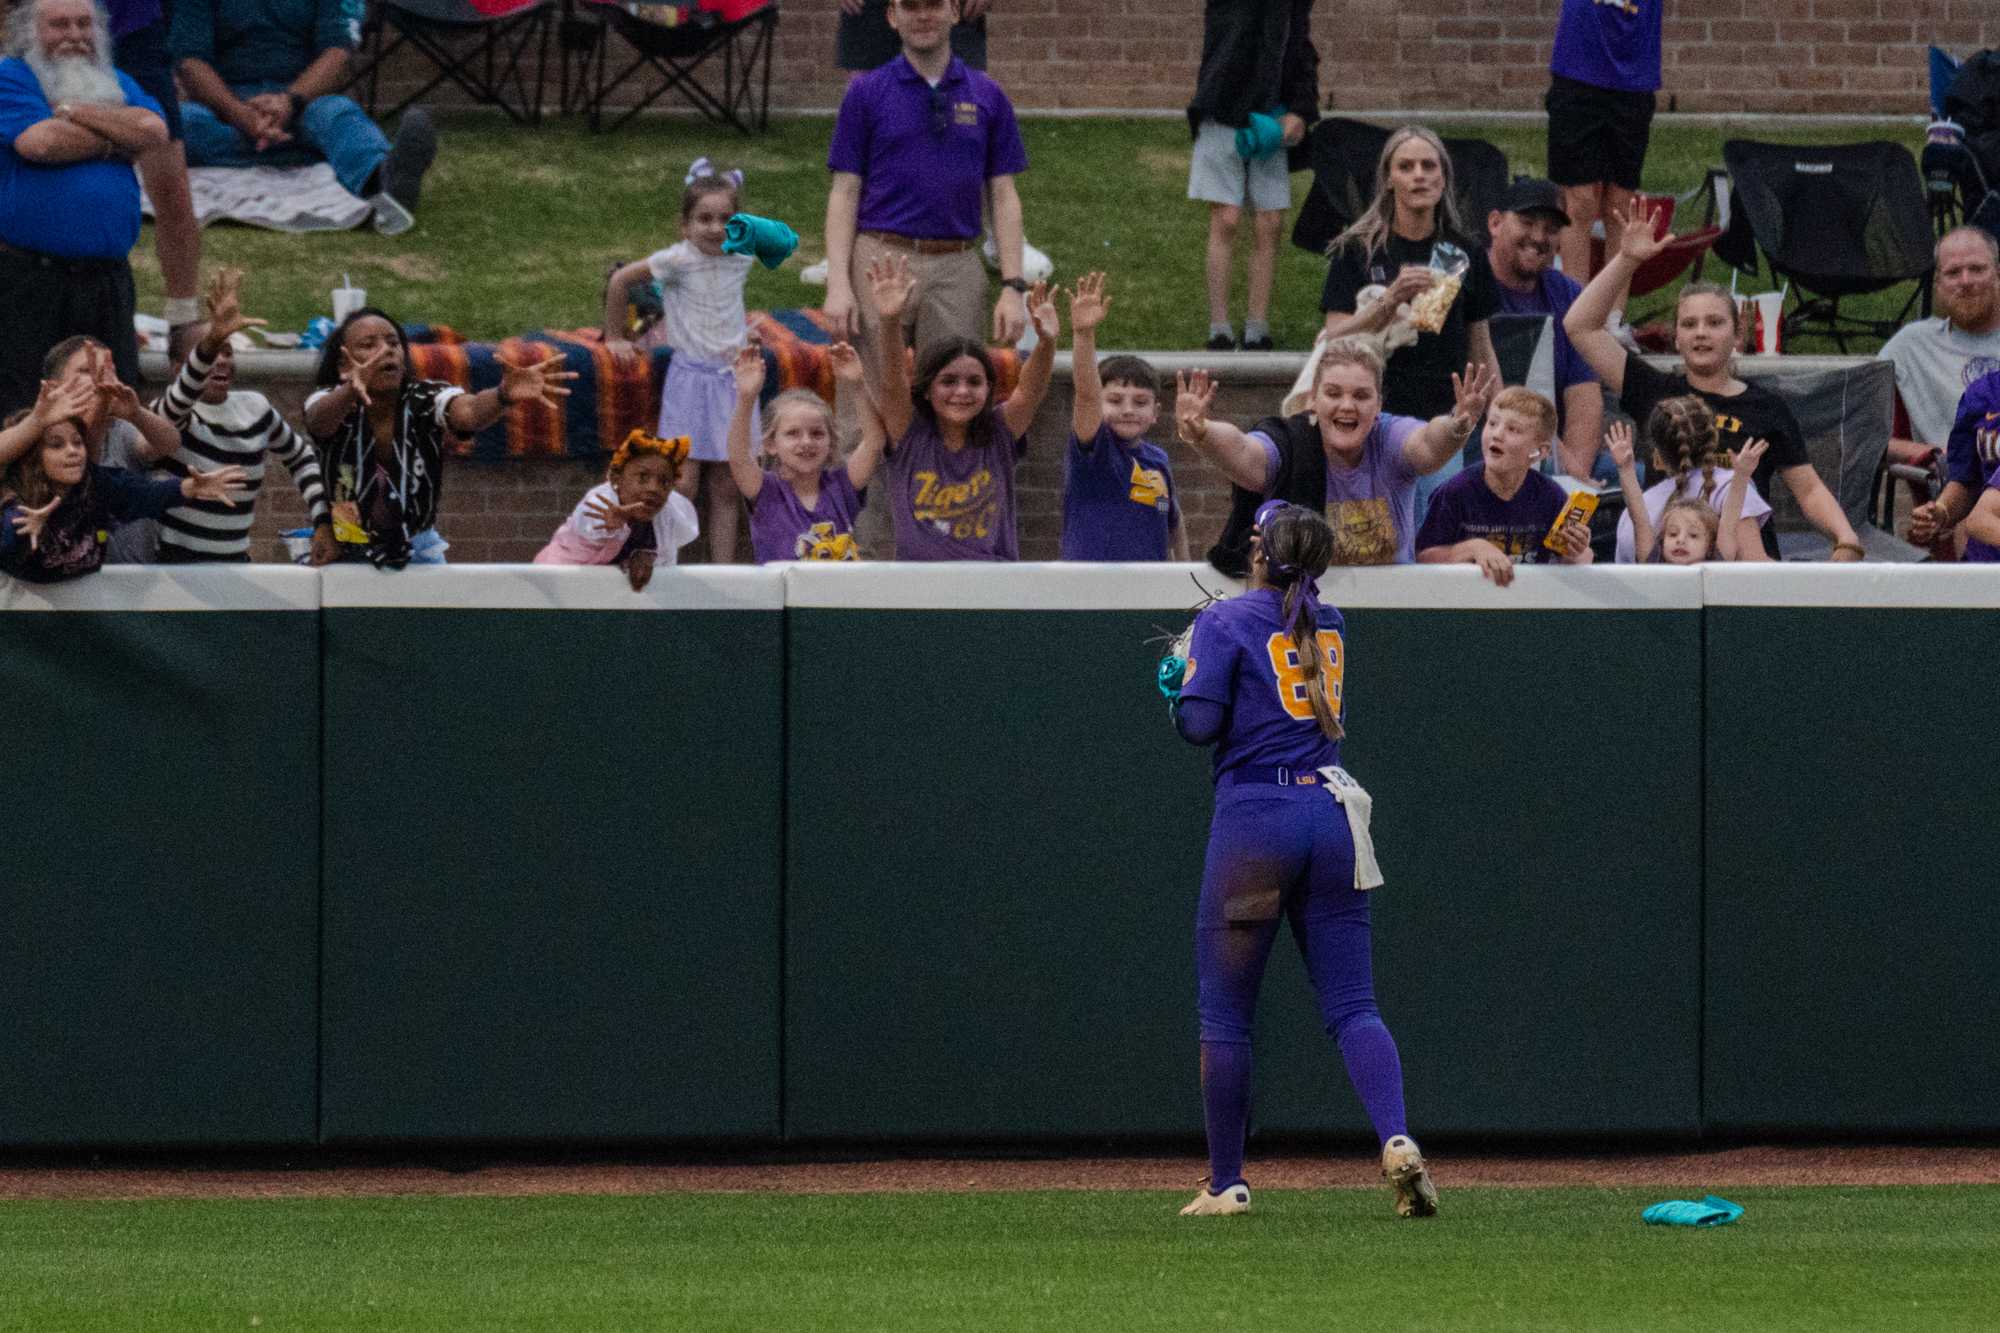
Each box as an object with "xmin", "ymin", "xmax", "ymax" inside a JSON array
[
  {"xmin": 823, "ymin": 0, "xmax": 1030, "ymax": 361},
  {"xmin": 1485, "ymin": 176, "xmax": 1603, "ymax": 480}
]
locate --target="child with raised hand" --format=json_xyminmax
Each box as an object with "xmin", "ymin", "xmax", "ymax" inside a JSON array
[
  {"xmin": 870, "ymin": 253, "xmax": 1060, "ymax": 561},
  {"xmin": 726, "ymin": 340, "xmax": 882, "ymax": 563},
  {"xmin": 1, "ymin": 410, "xmax": 246, "ymax": 583},
  {"xmin": 1613, "ymin": 395, "xmax": 1772, "ymax": 563},
  {"xmin": 1060, "ymin": 271, "xmax": 1187, "ymax": 562},
  {"xmin": 534, "ymin": 431, "xmax": 699, "ymax": 591},
  {"xmin": 604, "ymin": 166, "xmax": 756, "ymax": 563},
  {"xmin": 1414, "ymin": 385, "xmax": 1590, "ymax": 585}
]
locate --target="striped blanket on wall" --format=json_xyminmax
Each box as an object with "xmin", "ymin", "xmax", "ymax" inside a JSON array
[{"xmin": 408, "ymin": 311, "xmax": 1024, "ymax": 460}]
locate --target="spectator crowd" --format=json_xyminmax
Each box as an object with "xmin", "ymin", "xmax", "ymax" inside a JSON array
[{"xmin": 2, "ymin": 0, "xmax": 1992, "ymax": 584}]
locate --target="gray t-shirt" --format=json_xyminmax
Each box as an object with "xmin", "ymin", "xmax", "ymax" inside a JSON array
[
  {"xmin": 99, "ymin": 419, "xmax": 161, "ymax": 564},
  {"xmin": 1878, "ymin": 317, "xmax": 2000, "ymax": 446}
]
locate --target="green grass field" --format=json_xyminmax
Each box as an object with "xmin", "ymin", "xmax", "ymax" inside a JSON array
[
  {"xmin": 3, "ymin": 1186, "xmax": 1996, "ymax": 1330},
  {"xmin": 133, "ymin": 114, "xmax": 1931, "ymax": 353}
]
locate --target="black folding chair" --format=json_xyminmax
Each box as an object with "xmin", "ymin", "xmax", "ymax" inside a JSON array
[
  {"xmin": 563, "ymin": 0, "xmax": 776, "ymax": 134},
  {"xmin": 356, "ymin": 0, "xmax": 554, "ymax": 126},
  {"xmin": 1716, "ymin": 140, "xmax": 1935, "ymax": 352},
  {"xmin": 1291, "ymin": 118, "xmax": 1508, "ymax": 255}
]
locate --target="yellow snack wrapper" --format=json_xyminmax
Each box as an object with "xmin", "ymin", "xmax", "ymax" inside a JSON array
[{"xmin": 1542, "ymin": 490, "xmax": 1600, "ymax": 552}]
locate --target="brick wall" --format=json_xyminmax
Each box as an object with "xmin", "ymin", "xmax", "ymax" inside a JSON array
[
  {"xmin": 241, "ymin": 366, "xmax": 1285, "ymax": 564},
  {"xmin": 372, "ymin": 0, "xmax": 2000, "ymax": 119}
]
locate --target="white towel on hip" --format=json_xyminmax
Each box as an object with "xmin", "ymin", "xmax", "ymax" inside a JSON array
[{"xmin": 1318, "ymin": 765, "xmax": 1384, "ymax": 890}]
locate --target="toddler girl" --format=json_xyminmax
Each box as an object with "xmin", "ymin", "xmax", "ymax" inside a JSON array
[
  {"xmin": 1611, "ymin": 396, "xmax": 1773, "ymax": 564},
  {"xmin": 1609, "ymin": 409, "xmax": 1768, "ymax": 564},
  {"xmin": 535, "ymin": 430, "xmax": 700, "ymax": 591},
  {"xmin": 725, "ymin": 340, "xmax": 883, "ymax": 562},
  {"xmin": 604, "ymin": 164, "xmax": 755, "ymax": 563}
]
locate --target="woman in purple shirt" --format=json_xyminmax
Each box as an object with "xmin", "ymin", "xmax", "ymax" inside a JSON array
[
  {"xmin": 1177, "ymin": 336, "xmax": 1496, "ymax": 573},
  {"xmin": 869, "ymin": 254, "xmax": 1057, "ymax": 560},
  {"xmin": 1168, "ymin": 500, "xmax": 1436, "ymax": 1220}
]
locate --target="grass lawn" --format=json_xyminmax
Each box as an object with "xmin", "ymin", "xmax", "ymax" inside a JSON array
[
  {"xmin": 134, "ymin": 114, "xmax": 1931, "ymax": 354},
  {"xmin": 2, "ymin": 1186, "xmax": 1996, "ymax": 1330}
]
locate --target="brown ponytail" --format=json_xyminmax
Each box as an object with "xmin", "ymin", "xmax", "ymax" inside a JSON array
[{"xmin": 1645, "ymin": 395, "xmax": 1721, "ymax": 504}]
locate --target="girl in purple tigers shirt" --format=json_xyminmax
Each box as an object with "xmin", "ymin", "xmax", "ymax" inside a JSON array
[
  {"xmin": 1170, "ymin": 501, "xmax": 1436, "ymax": 1220},
  {"xmin": 726, "ymin": 342, "xmax": 884, "ymax": 562},
  {"xmin": 868, "ymin": 253, "xmax": 1059, "ymax": 560}
]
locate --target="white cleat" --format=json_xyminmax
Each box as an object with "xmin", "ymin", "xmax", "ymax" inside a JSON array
[
  {"xmin": 799, "ymin": 259, "xmax": 829, "ymax": 287},
  {"xmin": 1179, "ymin": 1181, "xmax": 1251, "ymax": 1216},
  {"xmin": 1381, "ymin": 1135, "xmax": 1438, "ymax": 1218}
]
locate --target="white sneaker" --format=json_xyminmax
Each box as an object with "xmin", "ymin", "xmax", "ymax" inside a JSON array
[
  {"xmin": 1178, "ymin": 1181, "xmax": 1251, "ymax": 1216},
  {"xmin": 1380, "ymin": 1135, "xmax": 1438, "ymax": 1218},
  {"xmin": 800, "ymin": 259, "xmax": 829, "ymax": 287},
  {"xmin": 980, "ymin": 234, "xmax": 1054, "ymax": 283},
  {"xmin": 369, "ymin": 192, "xmax": 414, "ymax": 238}
]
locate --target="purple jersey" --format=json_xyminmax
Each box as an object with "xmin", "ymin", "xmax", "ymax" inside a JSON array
[
  {"xmin": 1060, "ymin": 425, "xmax": 1178, "ymax": 561},
  {"xmin": 1946, "ymin": 371, "xmax": 2000, "ymax": 561},
  {"xmin": 887, "ymin": 407, "xmax": 1022, "ymax": 560},
  {"xmin": 1180, "ymin": 587, "xmax": 1345, "ymax": 784},
  {"xmin": 746, "ymin": 464, "xmax": 865, "ymax": 563},
  {"xmin": 1550, "ymin": 0, "xmax": 1662, "ymax": 93}
]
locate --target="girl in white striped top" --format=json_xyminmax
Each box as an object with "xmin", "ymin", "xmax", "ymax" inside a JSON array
[{"xmin": 154, "ymin": 269, "xmax": 335, "ymax": 564}]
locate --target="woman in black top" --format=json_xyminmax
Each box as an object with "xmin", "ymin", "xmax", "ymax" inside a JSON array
[
  {"xmin": 303, "ymin": 308, "xmax": 576, "ymax": 568},
  {"xmin": 1319, "ymin": 125, "xmax": 1502, "ymax": 423},
  {"xmin": 1563, "ymin": 210, "xmax": 1864, "ymax": 561}
]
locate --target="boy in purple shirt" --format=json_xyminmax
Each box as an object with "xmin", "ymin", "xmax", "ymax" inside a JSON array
[
  {"xmin": 823, "ymin": 0, "xmax": 1031, "ymax": 370},
  {"xmin": 1416, "ymin": 386, "xmax": 1592, "ymax": 584},
  {"xmin": 1060, "ymin": 272, "xmax": 1186, "ymax": 562},
  {"xmin": 1933, "ymin": 369, "xmax": 2000, "ymax": 561}
]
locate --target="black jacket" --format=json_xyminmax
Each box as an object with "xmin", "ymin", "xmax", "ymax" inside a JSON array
[
  {"xmin": 1946, "ymin": 50, "xmax": 2000, "ymax": 189},
  {"xmin": 1187, "ymin": 0, "xmax": 1320, "ymax": 150},
  {"xmin": 1206, "ymin": 412, "xmax": 1325, "ymax": 577}
]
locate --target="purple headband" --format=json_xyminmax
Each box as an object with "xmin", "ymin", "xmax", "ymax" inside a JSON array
[{"xmin": 1253, "ymin": 500, "xmax": 1319, "ymax": 600}]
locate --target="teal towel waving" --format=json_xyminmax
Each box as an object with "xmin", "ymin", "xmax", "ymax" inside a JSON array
[
  {"xmin": 724, "ymin": 213, "xmax": 799, "ymax": 269},
  {"xmin": 1642, "ymin": 1196, "xmax": 1744, "ymax": 1227},
  {"xmin": 1234, "ymin": 111, "xmax": 1285, "ymax": 160}
]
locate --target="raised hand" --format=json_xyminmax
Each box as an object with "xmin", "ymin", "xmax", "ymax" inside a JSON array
[
  {"xmin": 585, "ymin": 492, "xmax": 650, "ymax": 532},
  {"xmin": 200, "ymin": 266, "xmax": 267, "ymax": 356},
  {"xmin": 826, "ymin": 339, "xmax": 864, "ymax": 384},
  {"xmin": 1174, "ymin": 369, "xmax": 1217, "ymax": 446},
  {"xmin": 10, "ymin": 495, "xmax": 61, "ymax": 550},
  {"xmin": 1613, "ymin": 204, "xmax": 1669, "ymax": 265},
  {"xmin": 1449, "ymin": 360, "xmax": 1499, "ymax": 425},
  {"xmin": 93, "ymin": 355, "xmax": 143, "ymax": 421},
  {"xmin": 499, "ymin": 352, "xmax": 578, "ymax": 408},
  {"xmin": 1027, "ymin": 280, "xmax": 1061, "ymax": 343},
  {"xmin": 1068, "ymin": 271, "xmax": 1111, "ymax": 337},
  {"xmin": 865, "ymin": 253, "xmax": 916, "ymax": 322},
  {"xmin": 1731, "ymin": 436, "xmax": 1769, "ymax": 481},
  {"xmin": 32, "ymin": 375, "xmax": 95, "ymax": 428},
  {"xmin": 182, "ymin": 464, "xmax": 249, "ymax": 507},
  {"xmin": 1605, "ymin": 419, "xmax": 1636, "ymax": 472},
  {"xmin": 338, "ymin": 344, "xmax": 392, "ymax": 406}
]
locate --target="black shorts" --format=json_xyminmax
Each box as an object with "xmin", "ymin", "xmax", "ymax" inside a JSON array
[
  {"xmin": 1544, "ymin": 73, "xmax": 1654, "ymax": 191},
  {"xmin": 112, "ymin": 19, "xmax": 183, "ymax": 142},
  {"xmin": 835, "ymin": 0, "xmax": 986, "ymax": 71}
]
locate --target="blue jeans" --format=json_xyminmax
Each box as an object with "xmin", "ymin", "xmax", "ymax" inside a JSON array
[{"xmin": 181, "ymin": 85, "xmax": 389, "ymax": 198}]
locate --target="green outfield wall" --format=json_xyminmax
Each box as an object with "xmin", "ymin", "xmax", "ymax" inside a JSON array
[{"xmin": 2, "ymin": 563, "xmax": 1994, "ymax": 1148}]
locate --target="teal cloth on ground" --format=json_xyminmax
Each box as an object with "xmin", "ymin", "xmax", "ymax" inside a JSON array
[
  {"xmin": 1157, "ymin": 655, "xmax": 1187, "ymax": 702},
  {"xmin": 1234, "ymin": 111, "xmax": 1285, "ymax": 160},
  {"xmin": 1642, "ymin": 1196, "xmax": 1744, "ymax": 1227},
  {"xmin": 724, "ymin": 214, "xmax": 799, "ymax": 269}
]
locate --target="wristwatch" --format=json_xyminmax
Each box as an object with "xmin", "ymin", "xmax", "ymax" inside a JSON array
[{"xmin": 1000, "ymin": 277, "xmax": 1028, "ymax": 294}]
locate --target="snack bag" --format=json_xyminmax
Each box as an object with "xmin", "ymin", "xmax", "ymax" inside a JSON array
[
  {"xmin": 1541, "ymin": 489, "xmax": 1600, "ymax": 552},
  {"xmin": 1408, "ymin": 242, "xmax": 1470, "ymax": 334}
]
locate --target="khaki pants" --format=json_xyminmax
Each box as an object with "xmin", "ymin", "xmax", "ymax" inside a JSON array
[{"xmin": 845, "ymin": 233, "xmax": 988, "ymax": 557}]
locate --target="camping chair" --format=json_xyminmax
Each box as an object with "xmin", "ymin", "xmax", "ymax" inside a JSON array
[
  {"xmin": 355, "ymin": 0, "xmax": 554, "ymax": 126},
  {"xmin": 563, "ymin": 0, "xmax": 777, "ymax": 134},
  {"xmin": 1291, "ymin": 118, "xmax": 1508, "ymax": 255},
  {"xmin": 1882, "ymin": 389, "xmax": 1949, "ymax": 556},
  {"xmin": 1717, "ymin": 140, "xmax": 1935, "ymax": 352},
  {"xmin": 1745, "ymin": 359, "xmax": 1923, "ymax": 560},
  {"xmin": 1588, "ymin": 189, "xmax": 1724, "ymax": 321}
]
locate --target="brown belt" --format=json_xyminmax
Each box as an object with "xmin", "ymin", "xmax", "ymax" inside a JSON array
[{"xmin": 860, "ymin": 230, "xmax": 976, "ymax": 255}]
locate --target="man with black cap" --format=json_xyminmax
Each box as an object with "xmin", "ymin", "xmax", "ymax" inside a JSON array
[{"xmin": 1486, "ymin": 176, "xmax": 1603, "ymax": 480}]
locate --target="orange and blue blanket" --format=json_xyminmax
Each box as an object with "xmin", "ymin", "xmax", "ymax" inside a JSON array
[{"xmin": 408, "ymin": 311, "xmax": 1023, "ymax": 460}]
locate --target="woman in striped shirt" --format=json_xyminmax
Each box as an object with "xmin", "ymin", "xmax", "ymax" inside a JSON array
[{"xmin": 155, "ymin": 269, "xmax": 336, "ymax": 564}]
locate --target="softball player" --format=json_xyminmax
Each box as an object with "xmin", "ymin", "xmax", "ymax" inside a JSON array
[{"xmin": 1168, "ymin": 500, "xmax": 1435, "ymax": 1219}]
